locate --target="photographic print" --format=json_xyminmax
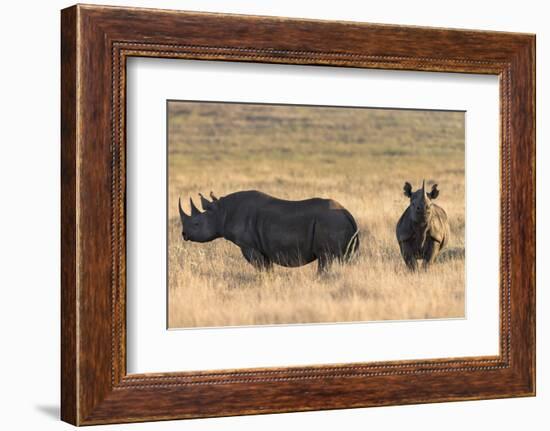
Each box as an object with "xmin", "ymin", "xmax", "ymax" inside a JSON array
[{"xmin": 167, "ymin": 101, "xmax": 465, "ymax": 329}]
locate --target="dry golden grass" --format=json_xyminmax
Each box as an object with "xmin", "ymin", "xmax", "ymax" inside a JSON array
[{"xmin": 167, "ymin": 102, "xmax": 465, "ymax": 328}]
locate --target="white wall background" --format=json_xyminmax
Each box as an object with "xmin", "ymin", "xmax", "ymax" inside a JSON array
[{"xmin": 0, "ymin": 1, "xmax": 545, "ymax": 429}]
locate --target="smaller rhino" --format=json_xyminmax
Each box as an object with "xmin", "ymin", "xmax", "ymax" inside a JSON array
[{"xmin": 396, "ymin": 180, "xmax": 450, "ymax": 270}]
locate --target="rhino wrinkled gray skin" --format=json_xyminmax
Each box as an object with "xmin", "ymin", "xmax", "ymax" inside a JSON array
[
  {"xmin": 179, "ymin": 190, "xmax": 360, "ymax": 272},
  {"xmin": 396, "ymin": 180, "xmax": 450, "ymax": 270}
]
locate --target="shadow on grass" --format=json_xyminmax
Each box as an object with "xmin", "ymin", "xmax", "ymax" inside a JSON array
[{"xmin": 438, "ymin": 247, "xmax": 466, "ymax": 262}]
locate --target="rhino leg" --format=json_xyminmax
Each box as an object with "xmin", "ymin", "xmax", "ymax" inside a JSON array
[
  {"xmin": 312, "ymin": 231, "xmax": 348, "ymax": 273},
  {"xmin": 240, "ymin": 247, "xmax": 273, "ymax": 271},
  {"xmin": 422, "ymin": 239, "xmax": 441, "ymax": 269},
  {"xmin": 399, "ymin": 241, "xmax": 418, "ymax": 271}
]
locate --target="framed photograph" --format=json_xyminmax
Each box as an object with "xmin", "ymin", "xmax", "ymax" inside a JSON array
[{"xmin": 61, "ymin": 4, "xmax": 535, "ymax": 425}]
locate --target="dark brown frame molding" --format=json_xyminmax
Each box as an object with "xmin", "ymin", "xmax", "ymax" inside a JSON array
[{"xmin": 61, "ymin": 4, "xmax": 535, "ymax": 425}]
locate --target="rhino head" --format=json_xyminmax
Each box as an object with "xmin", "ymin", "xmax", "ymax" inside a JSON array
[
  {"xmin": 403, "ymin": 180, "xmax": 440, "ymax": 223},
  {"xmin": 178, "ymin": 192, "xmax": 222, "ymax": 243}
]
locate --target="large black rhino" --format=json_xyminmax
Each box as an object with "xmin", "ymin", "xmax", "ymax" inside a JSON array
[
  {"xmin": 178, "ymin": 190, "xmax": 359, "ymax": 272},
  {"xmin": 396, "ymin": 180, "xmax": 450, "ymax": 270}
]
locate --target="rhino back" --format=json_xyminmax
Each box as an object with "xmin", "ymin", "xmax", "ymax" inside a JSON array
[{"xmin": 223, "ymin": 190, "xmax": 348, "ymax": 218}]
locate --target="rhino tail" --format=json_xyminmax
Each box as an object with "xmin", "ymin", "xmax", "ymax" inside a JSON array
[
  {"xmin": 342, "ymin": 209, "xmax": 360, "ymax": 262},
  {"xmin": 343, "ymin": 228, "xmax": 360, "ymax": 262}
]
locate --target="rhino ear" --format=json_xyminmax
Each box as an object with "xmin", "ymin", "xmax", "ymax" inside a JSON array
[
  {"xmin": 428, "ymin": 184, "xmax": 440, "ymax": 200},
  {"xmin": 403, "ymin": 182, "xmax": 412, "ymax": 198}
]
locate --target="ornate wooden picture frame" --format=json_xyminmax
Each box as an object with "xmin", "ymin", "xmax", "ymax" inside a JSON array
[{"xmin": 61, "ymin": 4, "xmax": 535, "ymax": 425}]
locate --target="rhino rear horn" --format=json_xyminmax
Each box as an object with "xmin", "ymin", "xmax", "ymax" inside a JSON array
[
  {"xmin": 189, "ymin": 197, "xmax": 201, "ymax": 216},
  {"xmin": 209, "ymin": 191, "xmax": 218, "ymax": 202},
  {"xmin": 198, "ymin": 193, "xmax": 211, "ymax": 210}
]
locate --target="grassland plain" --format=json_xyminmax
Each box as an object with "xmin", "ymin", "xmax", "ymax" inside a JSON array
[{"xmin": 167, "ymin": 101, "xmax": 465, "ymax": 328}]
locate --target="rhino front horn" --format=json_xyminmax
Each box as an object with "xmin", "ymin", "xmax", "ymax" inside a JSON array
[
  {"xmin": 190, "ymin": 197, "xmax": 201, "ymax": 216},
  {"xmin": 178, "ymin": 197, "xmax": 188, "ymax": 220}
]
